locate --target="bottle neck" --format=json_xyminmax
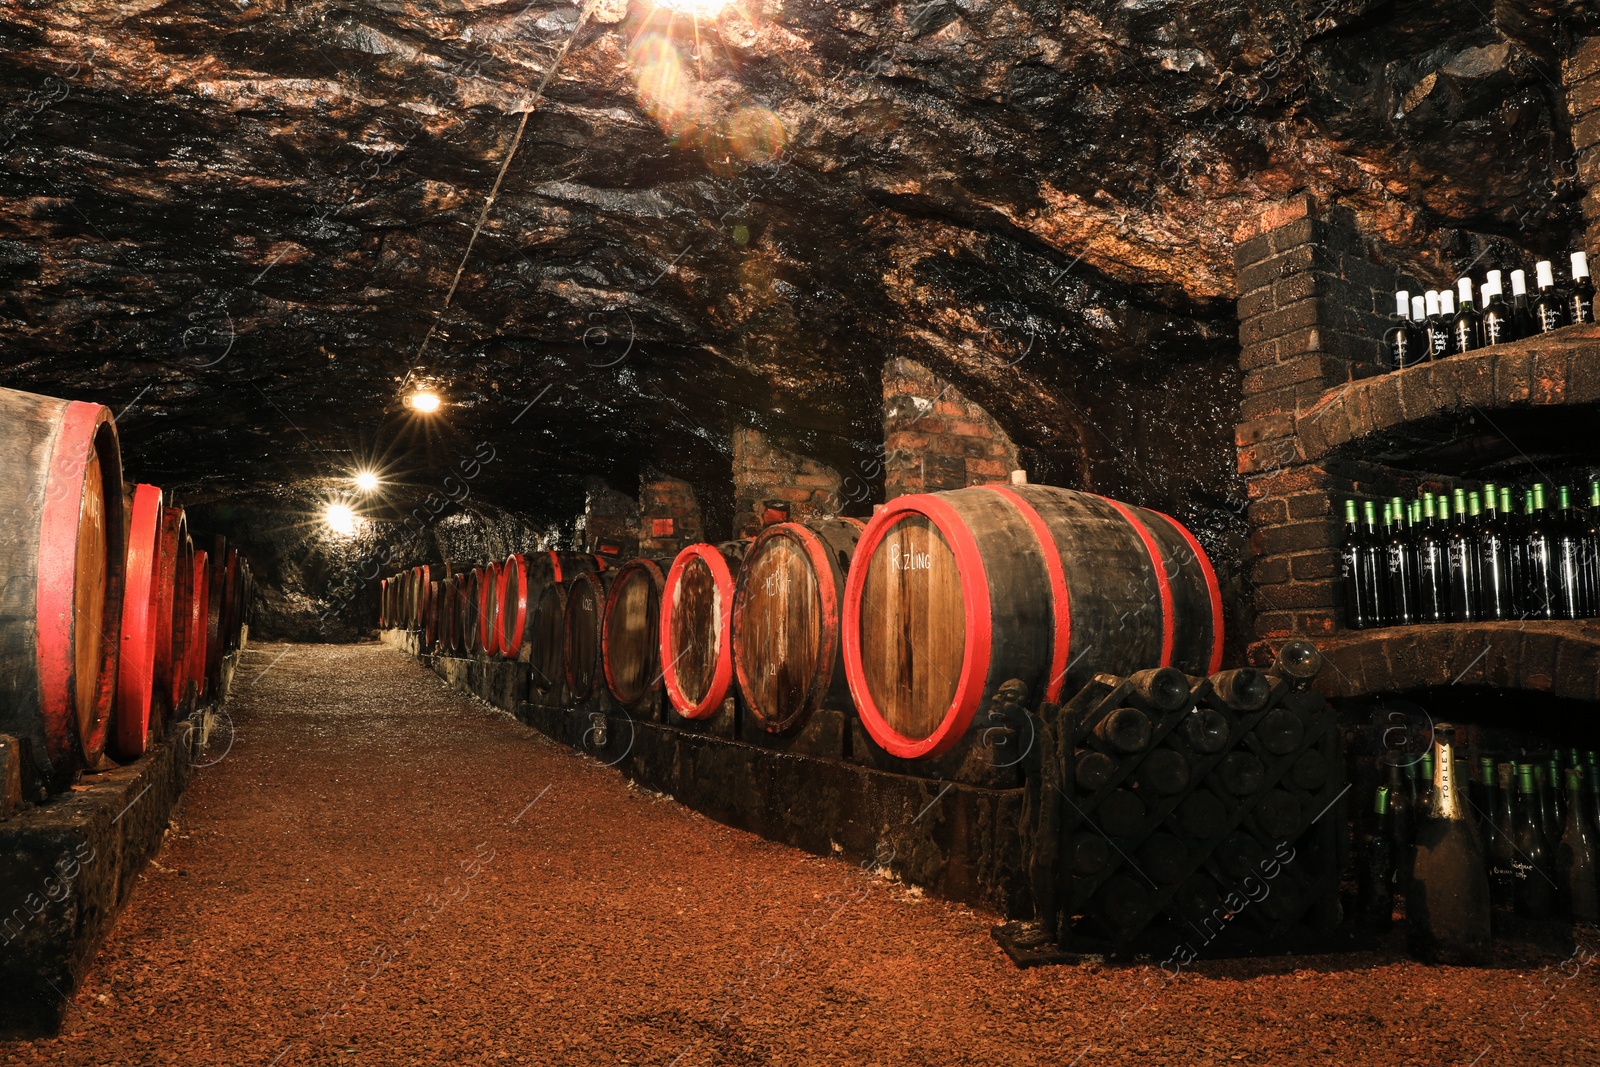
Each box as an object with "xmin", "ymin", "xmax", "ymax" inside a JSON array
[{"xmin": 1432, "ymin": 733, "xmax": 1463, "ymax": 819}]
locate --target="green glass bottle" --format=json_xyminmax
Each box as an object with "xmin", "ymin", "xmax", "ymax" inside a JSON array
[
  {"xmin": 1513, "ymin": 763, "xmax": 1557, "ymax": 920},
  {"xmin": 1408, "ymin": 725, "xmax": 1491, "ymax": 963},
  {"xmin": 1357, "ymin": 786, "xmax": 1395, "ymax": 930},
  {"xmin": 1559, "ymin": 768, "xmax": 1599, "ymax": 922},
  {"xmin": 1487, "ymin": 762, "xmax": 1518, "ymax": 915}
]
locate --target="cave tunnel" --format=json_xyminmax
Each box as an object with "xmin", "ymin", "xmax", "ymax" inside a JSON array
[{"xmin": 4, "ymin": 0, "xmax": 1600, "ymax": 1061}]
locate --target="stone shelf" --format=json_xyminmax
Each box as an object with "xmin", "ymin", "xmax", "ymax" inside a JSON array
[
  {"xmin": 1294, "ymin": 323, "xmax": 1600, "ymax": 468},
  {"xmin": 1302, "ymin": 619, "xmax": 1600, "ymax": 701}
]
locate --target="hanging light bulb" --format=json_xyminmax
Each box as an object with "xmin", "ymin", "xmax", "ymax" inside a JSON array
[{"xmin": 325, "ymin": 503, "xmax": 358, "ymax": 536}]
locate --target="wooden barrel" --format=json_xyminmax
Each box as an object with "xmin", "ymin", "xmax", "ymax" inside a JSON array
[
  {"xmin": 114, "ymin": 483, "xmax": 164, "ymax": 759},
  {"xmin": 842, "ymin": 485, "xmax": 1223, "ymax": 759},
  {"xmin": 731, "ymin": 518, "xmax": 865, "ymax": 733},
  {"xmin": 563, "ymin": 571, "xmax": 614, "ymax": 702},
  {"xmin": 0, "ymin": 387, "xmax": 126, "ymax": 785},
  {"xmin": 528, "ymin": 577, "xmax": 570, "ymax": 702},
  {"xmin": 204, "ymin": 535, "xmax": 227, "ymax": 692},
  {"xmin": 153, "ymin": 508, "xmax": 191, "ymax": 722},
  {"xmin": 444, "ymin": 576, "xmax": 461, "ymax": 652},
  {"xmin": 603, "ymin": 558, "xmax": 669, "ymax": 709},
  {"xmin": 219, "ymin": 548, "xmax": 240, "ymax": 654},
  {"xmin": 661, "ymin": 541, "xmax": 750, "ymax": 720},
  {"xmin": 460, "ymin": 568, "xmax": 482, "ymax": 653},
  {"xmin": 424, "ymin": 580, "xmax": 440, "ymax": 650},
  {"xmin": 187, "ymin": 549, "xmax": 210, "ymax": 704},
  {"xmin": 496, "ymin": 554, "xmax": 527, "ymax": 660}
]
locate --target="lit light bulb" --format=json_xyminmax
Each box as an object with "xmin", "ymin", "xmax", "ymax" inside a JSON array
[
  {"xmin": 325, "ymin": 503, "xmax": 358, "ymax": 536},
  {"xmin": 354, "ymin": 470, "xmax": 380, "ymax": 492},
  {"xmin": 408, "ymin": 391, "xmax": 441, "ymax": 413},
  {"xmin": 656, "ymin": 0, "xmax": 730, "ymax": 15}
]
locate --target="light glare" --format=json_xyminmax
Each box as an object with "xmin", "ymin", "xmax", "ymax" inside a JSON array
[
  {"xmin": 354, "ymin": 470, "xmax": 380, "ymax": 492},
  {"xmin": 655, "ymin": 0, "xmax": 730, "ymax": 15},
  {"xmin": 325, "ymin": 503, "xmax": 358, "ymax": 536},
  {"xmin": 409, "ymin": 391, "xmax": 441, "ymax": 413}
]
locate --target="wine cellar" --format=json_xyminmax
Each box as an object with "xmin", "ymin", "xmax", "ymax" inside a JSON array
[{"xmin": 5, "ymin": 5, "xmax": 1600, "ymax": 1065}]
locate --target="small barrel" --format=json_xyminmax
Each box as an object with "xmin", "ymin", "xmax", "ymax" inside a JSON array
[
  {"xmin": 731, "ymin": 518, "xmax": 865, "ymax": 733},
  {"xmin": 842, "ymin": 485, "xmax": 1223, "ymax": 759},
  {"xmin": 0, "ymin": 387, "xmax": 126, "ymax": 786},
  {"xmin": 603, "ymin": 558, "xmax": 669, "ymax": 709},
  {"xmin": 152, "ymin": 507, "xmax": 191, "ymax": 722},
  {"xmin": 114, "ymin": 483, "xmax": 164, "ymax": 759},
  {"xmin": 563, "ymin": 571, "xmax": 613, "ymax": 702},
  {"xmin": 660, "ymin": 541, "xmax": 749, "ymax": 719}
]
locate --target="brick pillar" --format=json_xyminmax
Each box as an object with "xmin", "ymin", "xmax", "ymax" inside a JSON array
[
  {"xmin": 882, "ymin": 357, "xmax": 1020, "ymax": 500},
  {"xmin": 638, "ymin": 476, "xmax": 703, "ymax": 556},
  {"xmin": 1232, "ymin": 198, "xmax": 1417, "ymax": 657},
  {"xmin": 582, "ymin": 477, "xmax": 639, "ymax": 556},
  {"xmin": 1565, "ymin": 37, "xmax": 1600, "ymax": 254},
  {"xmin": 730, "ymin": 428, "xmax": 843, "ymax": 537}
]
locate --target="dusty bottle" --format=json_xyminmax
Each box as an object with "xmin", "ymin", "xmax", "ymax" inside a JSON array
[
  {"xmin": 1512, "ymin": 763, "xmax": 1557, "ymax": 920},
  {"xmin": 1407, "ymin": 724, "xmax": 1491, "ymax": 964},
  {"xmin": 1486, "ymin": 762, "xmax": 1517, "ymax": 915},
  {"xmin": 1357, "ymin": 786, "xmax": 1396, "ymax": 930},
  {"xmin": 1558, "ymin": 768, "xmax": 1599, "ymax": 922}
]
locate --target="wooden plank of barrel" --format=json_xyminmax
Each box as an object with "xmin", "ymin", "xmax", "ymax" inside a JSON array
[
  {"xmin": 424, "ymin": 580, "xmax": 440, "ymax": 650},
  {"xmin": 731, "ymin": 518, "xmax": 864, "ymax": 734},
  {"xmin": 444, "ymin": 576, "xmax": 461, "ymax": 652},
  {"xmin": 219, "ymin": 548, "xmax": 239, "ymax": 654},
  {"xmin": 152, "ymin": 507, "xmax": 191, "ymax": 725},
  {"xmin": 114, "ymin": 483, "xmax": 164, "ymax": 759},
  {"xmin": 187, "ymin": 550, "xmax": 210, "ymax": 705},
  {"xmin": 842, "ymin": 485, "xmax": 1224, "ymax": 759},
  {"xmin": 528, "ymin": 578, "xmax": 569, "ymax": 702},
  {"xmin": 0, "ymin": 387, "xmax": 126, "ymax": 786},
  {"xmin": 204, "ymin": 535, "xmax": 226, "ymax": 691},
  {"xmin": 661, "ymin": 541, "xmax": 750, "ymax": 720},
  {"xmin": 460, "ymin": 567, "xmax": 482, "ymax": 653},
  {"xmin": 495, "ymin": 554, "xmax": 526, "ymax": 660},
  {"xmin": 603, "ymin": 558, "xmax": 670, "ymax": 709},
  {"xmin": 476, "ymin": 562, "xmax": 500, "ymax": 655},
  {"xmin": 563, "ymin": 571, "xmax": 615, "ymax": 702}
]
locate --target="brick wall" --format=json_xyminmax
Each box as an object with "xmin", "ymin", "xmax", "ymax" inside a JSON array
[
  {"xmin": 638, "ymin": 476, "xmax": 704, "ymax": 557},
  {"xmin": 582, "ymin": 477, "xmax": 639, "ymax": 556},
  {"xmin": 882, "ymin": 357, "xmax": 1021, "ymax": 500},
  {"xmin": 1567, "ymin": 37, "xmax": 1600, "ymax": 255},
  {"xmin": 730, "ymin": 427, "xmax": 843, "ymax": 537},
  {"xmin": 1232, "ymin": 199, "xmax": 1420, "ymax": 654}
]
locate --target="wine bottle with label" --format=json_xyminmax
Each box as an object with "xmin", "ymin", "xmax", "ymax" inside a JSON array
[
  {"xmin": 1585, "ymin": 481, "xmax": 1600, "ymax": 617},
  {"xmin": 1360, "ymin": 500, "xmax": 1388, "ymax": 626},
  {"xmin": 1553, "ymin": 485, "xmax": 1586, "ymax": 620},
  {"xmin": 1381, "ymin": 291, "xmax": 1423, "ymax": 370},
  {"xmin": 1533, "ymin": 261, "xmax": 1567, "ymax": 334},
  {"xmin": 1451, "ymin": 277, "xmax": 1481, "ymax": 355},
  {"xmin": 1480, "ymin": 277, "xmax": 1512, "ymax": 347},
  {"xmin": 1476, "ymin": 484, "xmax": 1514, "ymax": 621},
  {"xmin": 1510, "ymin": 269, "xmax": 1535, "ymax": 340},
  {"xmin": 1415, "ymin": 493, "xmax": 1450, "ymax": 623},
  {"xmin": 1358, "ymin": 786, "xmax": 1396, "ymax": 930},
  {"xmin": 1388, "ymin": 758, "xmax": 1415, "ymax": 894},
  {"xmin": 1524, "ymin": 484, "xmax": 1556, "ymax": 620},
  {"xmin": 1418, "ymin": 750, "xmax": 1436, "ymax": 817},
  {"xmin": 1408, "ymin": 724, "xmax": 1491, "ymax": 964},
  {"xmin": 1487, "ymin": 762, "xmax": 1518, "ymax": 915},
  {"xmin": 1512, "ymin": 763, "xmax": 1557, "ymax": 920},
  {"xmin": 1445, "ymin": 489, "xmax": 1479, "ymax": 621},
  {"xmin": 1571, "ymin": 252, "xmax": 1595, "ymax": 325},
  {"xmin": 1504, "ymin": 486, "xmax": 1525, "ymax": 617},
  {"xmin": 1559, "ymin": 768, "xmax": 1599, "ymax": 922},
  {"xmin": 1385, "ymin": 496, "xmax": 1417, "ymax": 627},
  {"xmin": 1424, "ymin": 290, "xmax": 1451, "ymax": 360}
]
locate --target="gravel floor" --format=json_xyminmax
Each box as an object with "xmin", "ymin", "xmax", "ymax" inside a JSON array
[{"xmin": 6, "ymin": 641, "xmax": 1597, "ymax": 1067}]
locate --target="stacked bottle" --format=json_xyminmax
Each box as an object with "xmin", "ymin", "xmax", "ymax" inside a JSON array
[
  {"xmin": 1339, "ymin": 480, "xmax": 1600, "ymax": 629},
  {"xmin": 1379, "ymin": 253, "xmax": 1596, "ymax": 370}
]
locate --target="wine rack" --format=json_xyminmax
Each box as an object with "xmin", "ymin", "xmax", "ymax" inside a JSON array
[{"xmin": 1021, "ymin": 645, "xmax": 1347, "ymax": 959}]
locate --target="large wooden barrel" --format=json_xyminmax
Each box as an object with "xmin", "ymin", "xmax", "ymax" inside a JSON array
[
  {"xmin": 843, "ymin": 485, "xmax": 1223, "ymax": 759},
  {"xmin": 0, "ymin": 387, "xmax": 126, "ymax": 785},
  {"xmin": 495, "ymin": 554, "xmax": 527, "ymax": 660},
  {"xmin": 460, "ymin": 567, "xmax": 482, "ymax": 653},
  {"xmin": 562, "ymin": 571, "xmax": 615, "ymax": 702},
  {"xmin": 661, "ymin": 541, "xmax": 750, "ymax": 720},
  {"xmin": 114, "ymin": 483, "xmax": 164, "ymax": 759},
  {"xmin": 153, "ymin": 508, "xmax": 191, "ymax": 722},
  {"xmin": 731, "ymin": 518, "xmax": 865, "ymax": 733},
  {"xmin": 476, "ymin": 562, "xmax": 500, "ymax": 655},
  {"xmin": 602, "ymin": 558, "xmax": 669, "ymax": 709},
  {"xmin": 424, "ymin": 580, "xmax": 440, "ymax": 650},
  {"xmin": 528, "ymin": 577, "xmax": 569, "ymax": 702},
  {"xmin": 187, "ymin": 550, "xmax": 210, "ymax": 704}
]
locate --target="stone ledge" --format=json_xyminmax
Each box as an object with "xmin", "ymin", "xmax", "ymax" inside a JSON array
[
  {"xmin": 1291, "ymin": 324, "xmax": 1600, "ymax": 461},
  {"xmin": 1249, "ymin": 620, "xmax": 1600, "ymax": 701}
]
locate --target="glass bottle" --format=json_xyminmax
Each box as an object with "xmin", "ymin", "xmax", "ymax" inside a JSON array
[{"xmin": 1408, "ymin": 725, "xmax": 1491, "ymax": 963}]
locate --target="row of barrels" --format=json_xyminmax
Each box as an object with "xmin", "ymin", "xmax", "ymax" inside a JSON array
[
  {"xmin": 0, "ymin": 386, "xmax": 252, "ymax": 793},
  {"xmin": 386, "ymin": 484, "xmax": 1224, "ymax": 760}
]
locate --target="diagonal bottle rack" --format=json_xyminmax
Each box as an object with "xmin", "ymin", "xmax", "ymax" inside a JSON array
[{"xmin": 1022, "ymin": 643, "xmax": 1350, "ymax": 959}]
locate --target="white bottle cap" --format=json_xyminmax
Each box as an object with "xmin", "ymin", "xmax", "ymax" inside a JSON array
[
  {"xmin": 1010, "ymin": 469, "xmax": 1028, "ymax": 485},
  {"xmin": 1511, "ymin": 269, "xmax": 1527, "ymax": 296},
  {"xmin": 1486, "ymin": 269, "xmax": 1503, "ymax": 289},
  {"xmin": 1457, "ymin": 277, "xmax": 1474, "ymax": 305},
  {"xmin": 1395, "ymin": 291, "xmax": 1410, "ymax": 316},
  {"xmin": 1573, "ymin": 251, "xmax": 1590, "ymax": 280},
  {"xmin": 1537, "ymin": 260, "xmax": 1555, "ymax": 289},
  {"xmin": 1424, "ymin": 290, "xmax": 1440, "ymax": 317},
  {"xmin": 1439, "ymin": 289, "xmax": 1455, "ymax": 315},
  {"xmin": 1411, "ymin": 295, "xmax": 1426, "ymax": 320},
  {"xmin": 1481, "ymin": 282, "xmax": 1495, "ymax": 305}
]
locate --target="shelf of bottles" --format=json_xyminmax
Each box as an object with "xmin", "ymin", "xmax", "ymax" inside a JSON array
[
  {"xmin": 1339, "ymin": 481, "xmax": 1600, "ymax": 631},
  {"xmin": 1356, "ymin": 736, "xmax": 1598, "ymax": 961},
  {"xmin": 1380, "ymin": 253, "xmax": 1597, "ymax": 370}
]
